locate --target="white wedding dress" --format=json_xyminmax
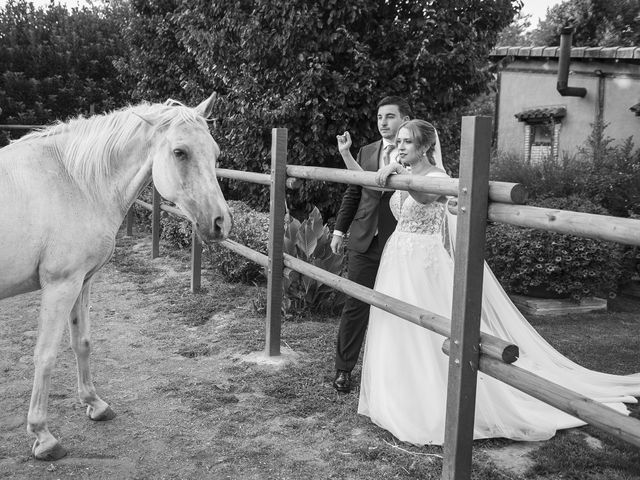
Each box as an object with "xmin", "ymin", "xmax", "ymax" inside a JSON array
[{"xmin": 358, "ymin": 172, "xmax": 640, "ymax": 446}]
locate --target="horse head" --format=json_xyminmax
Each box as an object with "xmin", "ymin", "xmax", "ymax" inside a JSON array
[{"xmin": 150, "ymin": 94, "xmax": 232, "ymax": 243}]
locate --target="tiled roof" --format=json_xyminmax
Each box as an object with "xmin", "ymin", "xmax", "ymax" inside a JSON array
[
  {"xmin": 515, "ymin": 106, "xmax": 567, "ymax": 122},
  {"xmin": 491, "ymin": 46, "xmax": 640, "ymax": 61},
  {"xmin": 631, "ymin": 103, "xmax": 640, "ymax": 116}
]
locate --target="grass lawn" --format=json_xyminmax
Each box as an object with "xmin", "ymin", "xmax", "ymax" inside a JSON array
[
  {"xmin": 522, "ymin": 297, "xmax": 640, "ymax": 479},
  {"xmin": 110, "ymin": 232, "xmax": 640, "ymax": 479}
]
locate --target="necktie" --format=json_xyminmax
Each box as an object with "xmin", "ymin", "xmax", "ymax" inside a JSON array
[{"xmin": 383, "ymin": 144, "xmax": 395, "ymax": 166}]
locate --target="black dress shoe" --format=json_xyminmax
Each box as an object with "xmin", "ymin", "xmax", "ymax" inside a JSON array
[{"xmin": 333, "ymin": 370, "xmax": 352, "ymax": 393}]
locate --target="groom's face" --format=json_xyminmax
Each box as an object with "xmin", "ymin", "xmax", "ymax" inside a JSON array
[{"xmin": 377, "ymin": 104, "xmax": 406, "ymax": 141}]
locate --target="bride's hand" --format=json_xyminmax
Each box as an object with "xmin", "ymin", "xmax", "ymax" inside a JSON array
[
  {"xmin": 336, "ymin": 131, "xmax": 352, "ymax": 155},
  {"xmin": 375, "ymin": 163, "xmax": 398, "ymax": 187}
]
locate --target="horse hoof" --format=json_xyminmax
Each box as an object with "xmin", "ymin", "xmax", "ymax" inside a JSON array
[
  {"xmin": 33, "ymin": 441, "xmax": 67, "ymax": 461},
  {"xmin": 87, "ymin": 405, "xmax": 116, "ymax": 421}
]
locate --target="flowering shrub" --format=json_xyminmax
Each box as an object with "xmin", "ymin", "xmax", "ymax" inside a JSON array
[{"xmin": 485, "ymin": 195, "xmax": 625, "ymax": 301}]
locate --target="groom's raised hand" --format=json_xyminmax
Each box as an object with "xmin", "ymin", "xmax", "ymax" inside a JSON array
[{"xmin": 336, "ymin": 131, "xmax": 352, "ymax": 155}]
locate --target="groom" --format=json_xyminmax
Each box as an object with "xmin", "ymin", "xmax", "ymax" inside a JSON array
[{"xmin": 330, "ymin": 96, "xmax": 412, "ymax": 393}]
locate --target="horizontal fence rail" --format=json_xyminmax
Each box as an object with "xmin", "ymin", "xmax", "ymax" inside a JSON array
[
  {"xmin": 216, "ymin": 168, "xmax": 270, "ymax": 186},
  {"xmin": 135, "ymin": 199, "xmax": 183, "ymax": 218},
  {"xmin": 447, "ymin": 200, "xmax": 640, "ymax": 247},
  {"xmin": 488, "ymin": 202, "xmax": 640, "ymax": 247},
  {"xmin": 221, "ymin": 239, "xmax": 519, "ymax": 364},
  {"xmin": 441, "ymin": 340, "xmax": 640, "ymax": 447},
  {"xmin": 285, "ymin": 165, "xmax": 527, "ymax": 204},
  {"xmin": 216, "ymin": 168, "xmax": 302, "ymax": 190}
]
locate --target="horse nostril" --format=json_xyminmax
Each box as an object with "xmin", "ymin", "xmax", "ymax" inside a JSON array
[{"xmin": 214, "ymin": 216, "xmax": 227, "ymax": 236}]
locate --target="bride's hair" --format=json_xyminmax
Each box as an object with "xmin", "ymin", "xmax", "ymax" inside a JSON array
[{"xmin": 396, "ymin": 119, "xmax": 437, "ymax": 165}]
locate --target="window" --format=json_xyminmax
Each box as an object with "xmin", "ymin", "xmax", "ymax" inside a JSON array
[
  {"xmin": 530, "ymin": 122, "xmax": 555, "ymax": 164},
  {"xmin": 515, "ymin": 106, "xmax": 565, "ymax": 164}
]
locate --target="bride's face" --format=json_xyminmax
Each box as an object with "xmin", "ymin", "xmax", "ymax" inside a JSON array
[{"xmin": 396, "ymin": 127, "xmax": 425, "ymax": 166}]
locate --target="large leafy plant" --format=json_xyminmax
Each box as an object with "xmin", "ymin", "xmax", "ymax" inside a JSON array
[{"xmin": 282, "ymin": 207, "xmax": 345, "ymax": 319}]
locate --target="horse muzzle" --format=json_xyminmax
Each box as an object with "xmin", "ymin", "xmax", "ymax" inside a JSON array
[{"xmin": 196, "ymin": 210, "xmax": 233, "ymax": 244}]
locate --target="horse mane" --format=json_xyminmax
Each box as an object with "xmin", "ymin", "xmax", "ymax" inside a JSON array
[{"xmin": 16, "ymin": 100, "xmax": 208, "ymax": 191}]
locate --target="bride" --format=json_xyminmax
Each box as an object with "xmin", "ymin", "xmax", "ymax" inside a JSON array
[{"xmin": 352, "ymin": 119, "xmax": 640, "ymax": 445}]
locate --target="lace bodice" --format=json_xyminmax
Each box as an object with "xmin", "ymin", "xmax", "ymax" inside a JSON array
[{"xmin": 390, "ymin": 191, "xmax": 446, "ymax": 235}]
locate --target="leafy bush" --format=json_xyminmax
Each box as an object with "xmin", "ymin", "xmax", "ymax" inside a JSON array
[
  {"xmin": 485, "ymin": 196, "xmax": 625, "ymax": 301},
  {"xmin": 489, "ymin": 150, "xmax": 586, "ymax": 201},
  {"xmin": 282, "ymin": 207, "xmax": 346, "ymax": 320},
  {"xmin": 160, "ymin": 214, "xmax": 193, "ymax": 249},
  {"xmin": 490, "ymin": 122, "xmax": 640, "ymax": 218},
  {"xmin": 0, "ymin": 0, "xmax": 131, "ymax": 134},
  {"xmin": 576, "ymin": 123, "xmax": 640, "ymax": 217},
  {"xmin": 208, "ymin": 201, "xmax": 270, "ymax": 284},
  {"xmin": 156, "ymin": 199, "xmax": 270, "ymax": 283}
]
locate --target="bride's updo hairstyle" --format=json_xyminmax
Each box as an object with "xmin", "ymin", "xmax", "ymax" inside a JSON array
[{"xmin": 396, "ymin": 119, "xmax": 437, "ymax": 166}]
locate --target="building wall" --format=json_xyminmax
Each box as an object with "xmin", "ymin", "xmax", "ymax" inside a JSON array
[{"xmin": 496, "ymin": 59, "xmax": 640, "ymax": 157}]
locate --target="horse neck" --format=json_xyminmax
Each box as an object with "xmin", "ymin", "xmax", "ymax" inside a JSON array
[
  {"xmin": 62, "ymin": 135, "xmax": 153, "ymax": 226},
  {"xmin": 110, "ymin": 142, "xmax": 154, "ymax": 218}
]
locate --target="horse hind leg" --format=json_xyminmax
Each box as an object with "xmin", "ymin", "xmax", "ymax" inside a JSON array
[
  {"xmin": 27, "ymin": 278, "xmax": 84, "ymax": 461},
  {"xmin": 69, "ymin": 279, "xmax": 116, "ymax": 422}
]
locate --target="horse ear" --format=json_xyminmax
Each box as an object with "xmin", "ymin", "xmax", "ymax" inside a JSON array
[{"xmin": 194, "ymin": 92, "xmax": 217, "ymax": 119}]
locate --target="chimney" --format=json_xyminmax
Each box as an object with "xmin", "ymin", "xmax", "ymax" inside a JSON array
[{"xmin": 557, "ymin": 26, "xmax": 587, "ymax": 97}]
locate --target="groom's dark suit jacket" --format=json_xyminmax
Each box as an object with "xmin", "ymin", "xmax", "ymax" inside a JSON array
[{"xmin": 334, "ymin": 140, "xmax": 397, "ymax": 253}]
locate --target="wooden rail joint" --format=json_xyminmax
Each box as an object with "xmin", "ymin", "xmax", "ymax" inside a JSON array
[{"xmin": 442, "ymin": 338, "xmax": 519, "ymax": 364}]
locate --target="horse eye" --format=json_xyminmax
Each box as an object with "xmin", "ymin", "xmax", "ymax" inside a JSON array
[{"xmin": 173, "ymin": 149, "xmax": 187, "ymax": 160}]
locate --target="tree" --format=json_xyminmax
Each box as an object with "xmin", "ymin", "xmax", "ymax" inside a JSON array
[
  {"xmin": 528, "ymin": 0, "xmax": 640, "ymax": 47},
  {"xmin": 496, "ymin": 11, "xmax": 532, "ymax": 46},
  {"xmin": 0, "ymin": 0, "xmax": 131, "ymax": 138},
  {"xmin": 118, "ymin": 0, "xmax": 521, "ymax": 217}
]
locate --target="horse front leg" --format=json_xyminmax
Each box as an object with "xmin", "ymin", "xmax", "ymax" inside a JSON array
[
  {"xmin": 69, "ymin": 279, "xmax": 116, "ymax": 421},
  {"xmin": 27, "ymin": 278, "xmax": 83, "ymax": 461}
]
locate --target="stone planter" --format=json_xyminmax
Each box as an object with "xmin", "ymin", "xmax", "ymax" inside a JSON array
[
  {"xmin": 509, "ymin": 294, "xmax": 607, "ymax": 316},
  {"xmin": 522, "ymin": 285, "xmax": 569, "ymax": 300}
]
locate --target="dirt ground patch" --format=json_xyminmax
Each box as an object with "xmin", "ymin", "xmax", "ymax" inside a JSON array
[{"xmin": 1, "ymin": 232, "xmax": 638, "ymax": 480}]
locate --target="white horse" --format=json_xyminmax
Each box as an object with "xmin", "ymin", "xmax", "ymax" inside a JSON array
[{"xmin": 0, "ymin": 94, "xmax": 232, "ymax": 460}]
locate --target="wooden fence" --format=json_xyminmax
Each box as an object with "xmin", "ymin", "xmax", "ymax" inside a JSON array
[{"xmin": 127, "ymin": 117, "xmax": 640, "ymax": 479}]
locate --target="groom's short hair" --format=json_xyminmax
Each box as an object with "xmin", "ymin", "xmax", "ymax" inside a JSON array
[{"xmin": 377, "ymin": 96, "xmax": 413, "ymax": 119}]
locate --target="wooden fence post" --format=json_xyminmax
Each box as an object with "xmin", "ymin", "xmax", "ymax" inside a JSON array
[
  {"xmin": 191, "ymin": 230, "xmax": 202, "ymax": 292},
  {"xmin": 152, "ymin": 186, "xmax": 161, "ymax": 258},
  {"xmin": 265, "ymin": 128, "xmax": 288, "ymax": 357},
  {"xmin": 442, "ymin": 116, "xmax": 492, "ymax": 480}
]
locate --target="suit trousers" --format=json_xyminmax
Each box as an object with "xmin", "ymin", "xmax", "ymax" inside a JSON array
[{"xmin": 335, "ymin": 235, "xmax": 384, "ymax": 372}]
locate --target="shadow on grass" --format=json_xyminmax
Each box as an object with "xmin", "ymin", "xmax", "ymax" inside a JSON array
[{"xmin": 527, "ymin": 427, "xmax": 640, "ymax": 479}]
